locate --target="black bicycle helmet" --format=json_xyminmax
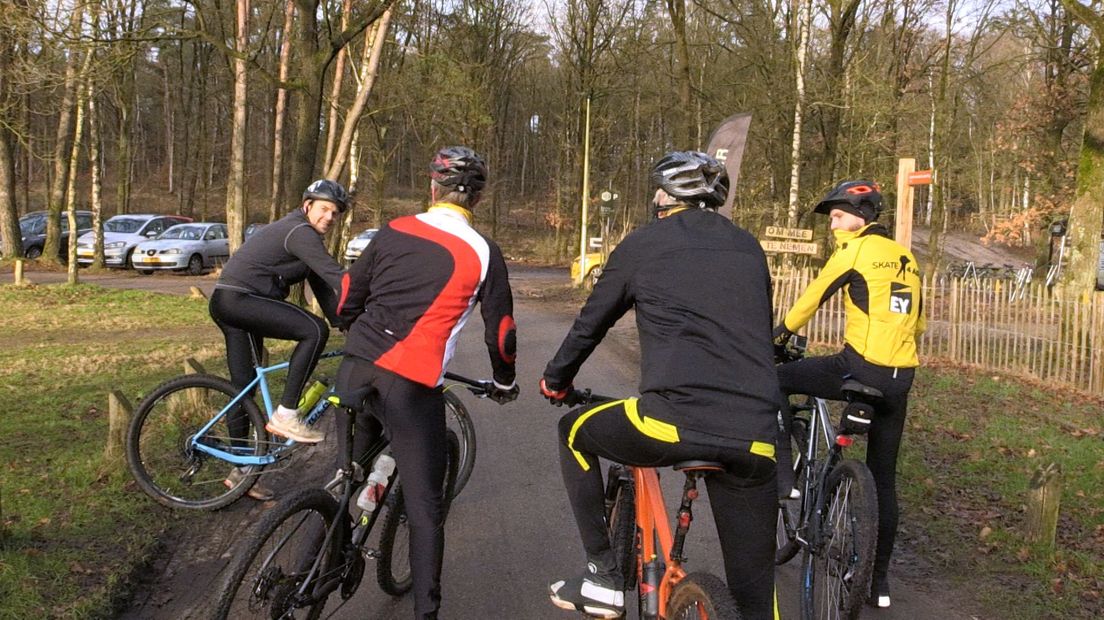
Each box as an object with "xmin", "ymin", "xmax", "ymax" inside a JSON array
[
  {"xmin": 650, "ymin": 151, "xmax": 729, "ymax": 210},
  {"xmin": 813, "ymin": 180, "xmax": 883, "ymax": 222},
  {"xmin": 302, "ymin": 179, "xmax": 350, "ymax": 212},
  {"xmin": 430, "ymin": 146, "xmax": 487, "ymax": 194}
]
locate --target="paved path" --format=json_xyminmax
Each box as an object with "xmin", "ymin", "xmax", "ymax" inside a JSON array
[{"xmin": 63, "ymin": 264, "xmax": 981, "ymax": 619}]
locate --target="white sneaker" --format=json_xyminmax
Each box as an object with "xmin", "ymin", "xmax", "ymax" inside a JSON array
[{"xmin": 266, "ymin": 408, "xmax": 325, "ymax": 444}]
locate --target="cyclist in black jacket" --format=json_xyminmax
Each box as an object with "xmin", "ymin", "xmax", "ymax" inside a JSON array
[
  {"xmin": 209, "ymin": 179, "xmax": 348, "ymax": 499},
  {"xmin": 335, "ymin": 146, "xmax": 518, "ymax": 620},
  {"xmin": 541, "ymin": 151, "xmax": 779, "ymax": 620}
]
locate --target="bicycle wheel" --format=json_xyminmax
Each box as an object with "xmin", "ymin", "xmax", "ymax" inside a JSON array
[
  {"xmin": 808, "ymin": 458, "xmax": 878, "ymax": 620},
  {"xmin": 665, "ymin": 571, "xmax": 743, "ymax": 620},
  {"xmin": 444, "ymin": 390, "xmax": 476, "ymax": 497},
  {"xmin": 213, "ymin": 488, "xmax": 342, "ymax": 620},
  {"xmin": 776, "ymin": 416, "xmax": 809, "ymax": 565},
  {"xmin": 126, "ymin": 373, "xmax": 268, "ymax": 510},
  {"xmin": 604, "ymin": 465, "xmax": 637, "ymax": 590},
  {"xmin": 377, "ymin": 430, "xmax": 460, "ymax": 596}
]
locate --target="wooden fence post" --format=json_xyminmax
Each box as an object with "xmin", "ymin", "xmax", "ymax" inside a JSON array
[
  {"xmin": 105, "ymin": 390, "xmax": 132, "ymax": 462},
  {"xmin": 1026, "ymin": 461, "xmax": 1062, "ymax": 548},
  {"xmin": 14, "ymin": 259, "xmax": 24, "ymax": 285}
]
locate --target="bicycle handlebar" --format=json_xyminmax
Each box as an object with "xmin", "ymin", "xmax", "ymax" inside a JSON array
[
  {"xmin": 443, "ymin": 372, "xmax": 495, "ymax": 397},
  {"xmin": 562, "ymin": 388, "xmax": 616, "ymax": 407},
  {"xmin": 774, "ymin": 334, "xmax": 808, "ymax": 364}
]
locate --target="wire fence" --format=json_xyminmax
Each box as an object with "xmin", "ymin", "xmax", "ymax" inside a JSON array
[{"xmin": 771, "ymin": 266, "xmax": 1104, "ymax": 393}]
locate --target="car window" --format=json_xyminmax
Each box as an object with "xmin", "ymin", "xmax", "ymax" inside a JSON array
[
  {"xmin": 215, "ymin": 225, "xmax": 227, "ymax": 239},
  {"xmin": 204, "ymin": 227, "xmax": 219, "ymax": 241},
  {"xmin": 144, "ymin": 219, "xmax": 167, "ymax": 235},
  {"xmin": 105, "ymin": 217, "xmax": 146, "ymax": 233},
  {"xmin": 161, "ymin": 225, "xmax": 203, "ymax": 240},
  {"xmin": 19, "ymin": 215, "xmax": 45, "ymax": 235},
  {"xmin": 77, "ymin": 214, "xmax": 93, "ymax": 230}
]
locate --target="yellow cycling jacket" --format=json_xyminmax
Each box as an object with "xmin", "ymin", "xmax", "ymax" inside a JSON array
[{"xmin": 783, "ymin": 223, "xmax": 926, "ymax": 368}]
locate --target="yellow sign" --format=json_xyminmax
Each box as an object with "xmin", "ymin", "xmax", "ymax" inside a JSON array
[
  {"xmin": 761, "ymin": 240, "xmax": 819, "ymax": 255},
  {"xmin": 764, "ymin": 226, "xmax": 813, "ymax": 240}
]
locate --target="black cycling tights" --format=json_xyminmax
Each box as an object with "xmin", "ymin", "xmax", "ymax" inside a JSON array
[
  {"xmin": 335, "ymin": 356, "xmax": 446, "ymax": 620},
  {"xmin": 558, "ymin": 399, "xmax": 778, "ymax": 620},
  {"xmin": 776, "ymin": 345, "xmax": 915, "ymax": 582},
  {"xmin": 209, "ymin": 288, "xmax": 330, "ymax": 437}
]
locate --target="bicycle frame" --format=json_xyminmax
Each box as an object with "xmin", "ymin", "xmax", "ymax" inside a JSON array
[
  {"xmin": 630, "ymin": 464, "xmax": 715, "ymax": 619},
  {"xmin": 189, "ymin": 350, "xmax": 345, "ymax": 466}
]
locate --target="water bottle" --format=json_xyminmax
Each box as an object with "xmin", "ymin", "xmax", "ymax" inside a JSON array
[
  {"xmin": 357, "ymin": 454, "xmax": 396, "ymax": 513},
  {"xmin": 297, "ymin": 379, "xmax": 328, "ymax": 413}
]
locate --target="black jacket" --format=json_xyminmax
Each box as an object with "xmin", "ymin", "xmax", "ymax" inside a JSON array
[
  {"xmin": 338, "ymin": 205, "xmax": 517, "ymax": 389},
  {"xmin": 544, "ymin": 208, "xmax": 779, "ymax": 443},
  {"xmin": 216, "ymin": 210, "xmax": 345, "ymax": 321}
]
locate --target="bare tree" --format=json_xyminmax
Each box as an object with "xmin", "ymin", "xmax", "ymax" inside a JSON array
[{"xmin": 226, "ymin": 0, "xmax": 250, "ymax": 252}]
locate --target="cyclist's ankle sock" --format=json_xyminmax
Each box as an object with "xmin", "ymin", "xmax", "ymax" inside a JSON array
[{"xmin": 275, "ymin": 404, "xmax": 299, "ymax": 420}]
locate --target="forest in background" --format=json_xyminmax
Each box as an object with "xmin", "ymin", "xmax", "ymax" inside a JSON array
[{"xmin": 1, "ymin": 0, "xmax": 1102, "ymax": 290}]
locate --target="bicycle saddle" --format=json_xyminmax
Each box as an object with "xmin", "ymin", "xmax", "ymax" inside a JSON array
[
  {"xmin": 840, "ymin": 380, "xmax": 883, "ymax": 400},
  {"xmin": 329, "ymin": 385, "xmax": 371, "ymax": 411},
  {"xmin": 672, "ymin": 460, "xmax": 726, "ymax": 473}
]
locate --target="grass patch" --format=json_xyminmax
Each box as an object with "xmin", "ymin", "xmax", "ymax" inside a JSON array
[
  {"xmin": 0, "ymin": 283, "xmax": 329, "ymax": 619},
  {"xmin": 898, "ymin": 361, "xmax": 1104, "ymax": 619}
]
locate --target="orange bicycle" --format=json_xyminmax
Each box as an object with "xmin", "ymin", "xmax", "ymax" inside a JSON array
[{"xmin": 569, "ymin": 389, "xmax": 743, "ymax": 620}]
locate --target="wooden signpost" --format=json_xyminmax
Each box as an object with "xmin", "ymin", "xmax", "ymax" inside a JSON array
[
  {"xmin": 761, "ymin": 226, "xmax": 817, "ymax": 255},
  {"xmin": 895, "ymin": 158, "xmax": 934, "ymax": 250}
]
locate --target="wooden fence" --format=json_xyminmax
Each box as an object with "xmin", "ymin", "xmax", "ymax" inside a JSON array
[{"xmin": 771, "ymin": 267, "xmax": 1104, "ymax": 393}]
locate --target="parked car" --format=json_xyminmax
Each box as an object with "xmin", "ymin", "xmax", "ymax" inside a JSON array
[
  {"xmin": 131, "ymin": 222, "xmax": 230, "ymax": 275},
  {"xmin": 3, "ymin": 210, "xmax": 93, "ymax": 259},
  {"xmin": 571, "ymin": 251, "xmax": 605, "ymax": 290},
  {"xmin": 76, "ymin": 214, "xmax": 192, "ymax": 268},
  {"xmin": 344, "ymin": 228, "xmax": 378, "ymax": 265}
]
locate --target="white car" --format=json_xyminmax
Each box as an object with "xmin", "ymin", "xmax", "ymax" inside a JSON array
[
  {"xmin": 344, "ymin": 228, "xmax": 378, "ymax": 265},
  {"xmin": 131, "ymin": 223, "xmax": 230, "ymax": 275},
  {"xmin": 77, "ymin": 214, "xmax": 192, "ymax": 268}
]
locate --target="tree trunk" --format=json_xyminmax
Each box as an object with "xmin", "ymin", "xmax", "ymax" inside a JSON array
[
  {"xmin": 162, "ymin": 61, "xmax": 174, "ymax": 195},
  {"xmin": 665, "ymin": 0, "xmax": 692, "ymax": 148},
  {"xmin": 1060, "ymin": 42, "xmax": 1104, "ymax": 293},
  {"xmin": 0, "ymin": 12, "xmax": 21, "ymax": 259},
  {"xmin": 44, "ymin": 4, "xmax": 84, "ymax": 262},
  {"xmin": 226, "ymin": 0, "xmax": 250, "ymax": 253},
  {"xmin": 786, "ymin": 0, "xmax": 812, "ymax": 227},
  {"xmin": 270, "ymin": 0, "xmax": 295, "ymax": 223},
  {"xmin": 90, "ymin": 69, "xmax": 106, "ymax": 268},
  {"xmin": 66, "ymin": 44, "xmax": 95, "ymax": 285},
  {"xmin": 325, "ymin": 10, "xmax": 392, "ymax": 182},
  {"xmin": 820, "ymin": 0, "xmax": 860, "ymax": 185},
  {"xmin": 324, "ymin": 0, "xmax": 353, "ymax": 174}
]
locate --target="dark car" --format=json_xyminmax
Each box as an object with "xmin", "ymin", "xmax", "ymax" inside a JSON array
[{"xmin": 3, "ymin": 210, "xmax": 94, "ymax": 260}]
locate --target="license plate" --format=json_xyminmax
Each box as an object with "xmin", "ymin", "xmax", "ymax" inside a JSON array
[
  {"xmin": 77, "ymin": 249, "xmax": 92, "ymax": 257},
  {"xmin": 138, "ymin": 258, "xmax": 162, "ymax": 265}
]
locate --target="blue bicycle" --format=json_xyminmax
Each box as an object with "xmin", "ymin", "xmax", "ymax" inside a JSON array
[{"xmin": 125, "ymin": 350, "xmax": 483, "ymax": 511}]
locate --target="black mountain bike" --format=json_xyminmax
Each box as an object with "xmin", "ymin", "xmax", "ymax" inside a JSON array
[
  {"xmin": 775, "ymin": 337, "xmax": 879, "ymax": 620},
  {"xmin": 212, "ymin": 374, "xmax": 491, "ymax": 619}
]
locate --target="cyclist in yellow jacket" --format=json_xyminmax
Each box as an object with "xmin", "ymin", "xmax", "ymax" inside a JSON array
[{"xmin": 773, "ymin": 180, "xmax": 925, "ymax": 609}]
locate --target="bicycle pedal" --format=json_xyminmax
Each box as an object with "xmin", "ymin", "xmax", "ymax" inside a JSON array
[{"xmin": 364, "ymin": 548, "xmax": 381, "ymax": 560}]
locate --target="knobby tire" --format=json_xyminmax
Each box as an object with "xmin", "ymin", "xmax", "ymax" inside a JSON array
[
  {"xmin": 805, "ymin": 458, "xmax": 878, "ymax": 620},
  {"xmin": 605, "ymin": 465, "xmax": 638, "ymax": 591},
  {"xmin": 444, "ymin": 391, "xmax": 476, "ymax": 498},
  {"xmin": 665, "ymin": 571, "xmax": 743, "ymax": 620},
  {"xmin": 213, "ymin": 487, "xmax": 341, "ymax": 620},
  {"xmin": 126, "ymin": 373, "xmax": 268, "ymax": 511}
]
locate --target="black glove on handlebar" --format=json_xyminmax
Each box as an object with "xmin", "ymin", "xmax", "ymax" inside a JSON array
[{"xmin": 772, "ymin": 324, "xmax": 794, "ymax": 345}]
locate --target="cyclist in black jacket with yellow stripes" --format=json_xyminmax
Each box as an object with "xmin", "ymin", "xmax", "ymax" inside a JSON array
[
  {"xmin": 773, "ymin": 180, "xmax": 925, "ymax": 609},
  {"xmin": 541, "ymin": 151, "xmax": 779, "ymax": 620}
]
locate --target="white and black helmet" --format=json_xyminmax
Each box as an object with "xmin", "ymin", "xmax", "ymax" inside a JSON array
[
  {"xmin": 302, "ymin": 179, "xmax": 350, "ymax": 212},
  {"xmin": 650, "ymin": 151, "xmax": 729, "ymax": 210}
]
